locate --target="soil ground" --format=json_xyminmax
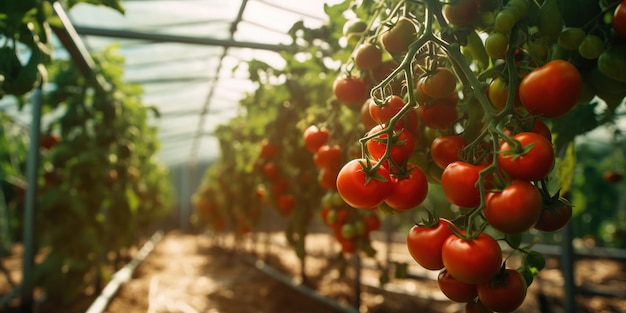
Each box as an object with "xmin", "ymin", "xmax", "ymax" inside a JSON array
[{"xmin": 1, "ymin": 230, "xmax": 626, "ymax": 313}]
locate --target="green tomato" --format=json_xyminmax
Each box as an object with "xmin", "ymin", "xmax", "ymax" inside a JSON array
[
  {"xmin": 557, "ymin": 27, "xmax": 586, "ymax": 50},
  {"xmin": 578, "ymin": 34, "xmax": 605, "ymax": 59}
]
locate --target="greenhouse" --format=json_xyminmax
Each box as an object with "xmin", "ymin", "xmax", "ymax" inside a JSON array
[{"xmin": 1, "ymin": 0, "xmax": 626, "ymax": 312}]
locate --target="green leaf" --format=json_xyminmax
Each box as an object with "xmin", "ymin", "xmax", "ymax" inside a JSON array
[{"xmin": 554, "ymin": 143, "xmax": 576, "ymax": 195}]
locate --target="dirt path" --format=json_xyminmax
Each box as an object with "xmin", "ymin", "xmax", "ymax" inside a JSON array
[{"xmin": 104, "ymin": 231, "xmax": 348, "ymax": 313}]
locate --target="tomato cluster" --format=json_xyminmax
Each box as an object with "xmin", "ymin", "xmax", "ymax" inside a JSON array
[{"xmin": 325, "ymin": 0, "xmax": 626, "ymax": 310}]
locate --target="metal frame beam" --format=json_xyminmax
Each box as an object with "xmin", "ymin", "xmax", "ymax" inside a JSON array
[{"xmin": 73, "ymin": 26, "xmax": 296, "ymax": 52}]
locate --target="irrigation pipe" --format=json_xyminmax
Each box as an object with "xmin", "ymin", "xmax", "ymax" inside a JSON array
[{"xmin": 85, "ymin": 230, "xmax": 164, "ymax": 313}]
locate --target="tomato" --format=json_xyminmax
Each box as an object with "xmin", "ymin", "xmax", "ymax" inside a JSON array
[
  {"xmin": 303, "ymin": 125, "xmax": 329, "ymax": 153},
  {"xmin": 39, "ymin": 133, "xmax": 61, "ymax": 150},
  {"xmin": 531, "ymin": 119, "xmax": 552, "ymax": 142},
  {"xmin": 487, "ymin": 76, "xmax": 520, "ymax": 110},
  {"xmin": 272, "ymin": 178, "xmax": 288, "ymax": 196},
  {"xmin": 519, "ymin": 60, "xmax": 582, "ymax": 118},
  {"xmin": 340, "ymin": 239, "xmax": 357, "ymax": 254},
  {"xmin": 465, "ymin": 300, "xmax": 493, "ymax": 313},
  {"xmin": 485, "ymin": 32, "xmax": 509, "ymax": 60},
  {"xmin": 613, "ymin": 0, "xmax": 626, "ymax": 39},
  {"xmin": 355, "ymin": 42, "xmax": 383, "ymax": 70},
  {"xmin": 360, "ymin": 99, "xmax": 378, "ymax": 130},
  {"xmin": 484, "ymin": 180, "xmax": 543, "ymax": 234},
  {"xmin": 438, "ymin": 269, "xmax": 478, "ymax": 303},
  {"xmin": 420, "ymin": 68, "xmax": 457, "ymax": 99},
  {"xmin": 384, "ymin": 166, "xmax": 428, "ymax": 210},
  {"xmin": 381, "ymin": 17, "xmax": 417, "ymax": 53},
  {"xmin": 278, "ymin": 194, "xmax": 294, "ymax": 215},
  {"xmin": 366, "ymin": 125, "xmax": 416, "ymax": 166},
  {"xmin": 442, "ymin": 232, "xmax": 502, "ymax": 284},
  {"xmin": 534, "ymin": 202, "xmax": 573, "ymax": 232},
  {"xmin": 336, "ymin": 158, "xmax": 392, "ymax": 209},
  {"xmin": 363, "ymin": 213, "xmax": 382, "ymax": 232},
  {"xmin": 418, "ymin": 94, "xmax": 459, "ymax": 130},
  {"xmin": 604, "ymin": 170, "xmax": 624, "ymax": 183},
  {"xmin": 314, "ymin": 144, "xmax": 343, "ymax": 170},
  {"xmin": 497, "ymin": 132, "xmax": 555, "ymax": 181},
  {"xmin": 441, "ymin": 161, "xmax": 486, "ymax": 208},
  {"xmin": 430, "ymin": 135, "xmax": 467, "ymax": 169},
  {"xmin": 477, "ymin": 269, "xmax": 527, "ymax": 313},
  {"xmin": 406, "ymin": 218, "xmax": 454, "ymax": 270},
  {"xmin": 262, "ymin": 162, "xmax": 279, "ymax": 181},
  {"xmin": 333, "ymin": 75, "xmax": 368, "ymax": 106},
  {"xmin": 443, "ymin": 0, "xmax": 480, "ymax": 26},
  {"xmin": 318, "ymin": 167, "xmax": 339, "ymax": 190},
  {"xmin": 368, "ymin": 96, "xmax": 418, "ymax": 134}
]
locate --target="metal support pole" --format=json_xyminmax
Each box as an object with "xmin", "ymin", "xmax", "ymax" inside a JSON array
[
  {"xmin": 20, "ymin": 87, "xmax": 43, "ymax": 313},
  {"xmin": 560, "ymin": 220, "xmax": 577, "ymax": 313},
  {"xmin": 180, "ymin": 164, "xmax": 191, "ymax": 231},
  {"xmin": 353, "ymin": 253, "xmax": 362, "ymax": 312}
]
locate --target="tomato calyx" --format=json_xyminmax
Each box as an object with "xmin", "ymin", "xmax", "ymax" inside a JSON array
[
  {"xmin": 538, "ymin": 180, "xmax": 573, "ymax": 214},
  {"xmin": 357, "ymin": 158, "xmax": 389, "ymax": 184},
  {"xmin": 413, "ymin": 209, "xmax": 441, "ymax": 228}
]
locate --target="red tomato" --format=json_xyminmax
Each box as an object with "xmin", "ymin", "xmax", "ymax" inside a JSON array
[
  {"xmin": 420, "ymin": 67, "xmax": 457, "ymax": 99},
  {"xmin": 366, "ymin": 125, "xmax": 416, "ymax": 166},
  {"xmin": 278, "ymin": 194, "xmax": 294, "ymax": 215},
  {"xmin": 613, "ymin": 0, "xmax": 626, "ymax": 39},
  {"xmin": 531, "ymin": 119, "xmax": 552, "ymax": 142},
  {"xmin": 477, "ymin": 269, "xmax": 528, "ymax": 313},
  {"xmin": 406, "ymin": 218, "xmax": 454, "ymax": 270},
  {"xmin": 262, "ymin": 162, "xmax": 279, "ymax": 181},
  {"xmin": 360, "ymin": 99, "xmax": 378, "ymax": 130},
  {"xmin": 438, "ymin": 269, "xmax": 478, "ymax": 303},
  {"xmin": 441, "ymin": 161, "xmax": 486, "ymax": 208},
  {"xmin": 368, "ymin": 95, "xmax": 417, "ymax": 130},
  {"xmin": 336, "ymin": 158, "xmax": 392, "ymax": 209},
  {"xmin": 333, "ymin": 75, "xmax": 368, "ymax": 106},
  {"xmin": 363, "ymin": 213, "xmax": 382, "ymax": 232},
  {"xmin": 39, "ymin": 133, "xmax": 61, "ymax": 150},
  {"xmin": 519, "ymin": 60, "xmax": 582, "ymax": 118},
  {"xmin": 534, "ymin": 202, "xmax": 573, "ymax": 232},
  {"xmin": 442, "ymin": 233, "xmax": 502, "ymax": 284},
  {"xmin": 384, "ymin": 166, "xmax": 428, "ymax": 210},
  {"xmin": 314, "ymin": 144, "xmax": 343, "ymax": 170},
  {"xmin": 303, "ymin": 125, "xmax": 329, "ymax": 153},
  {"xmin": 318, "ymin": 167, "xmax": 340, "ymax": 190},
  {"xmin": 381, "ymin": 17, "xmax": 417, "ymax": 53},
  {"xmin": 259, "ymin": 139, "xmax": 279, "ymax": 159},
  {"xmin": 484, "ymin": 180, "xmax": 543, "ymax": 234},
  {"xmin": 430, "ymin": 135, "xmax": 467, "ymax": 169},
  {"xmin": 444, "ymin": 0, "xmax": 480, "ymax": 26},
  {"xmin": 418, "ymin": 94, "xmax": 459, "ymax": 130},
  {"xmin": 340, "ymin": 239, "xmax": 357, "ymax": 254},
  {"xmin": 498, "ymin": 132, "xmax": 555, "ymax": 181}
]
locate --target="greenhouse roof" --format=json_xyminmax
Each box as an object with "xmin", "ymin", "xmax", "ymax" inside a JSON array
[{"xmin": 3, "ymin": 0, "xmax": 342, "ymax": 167}]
